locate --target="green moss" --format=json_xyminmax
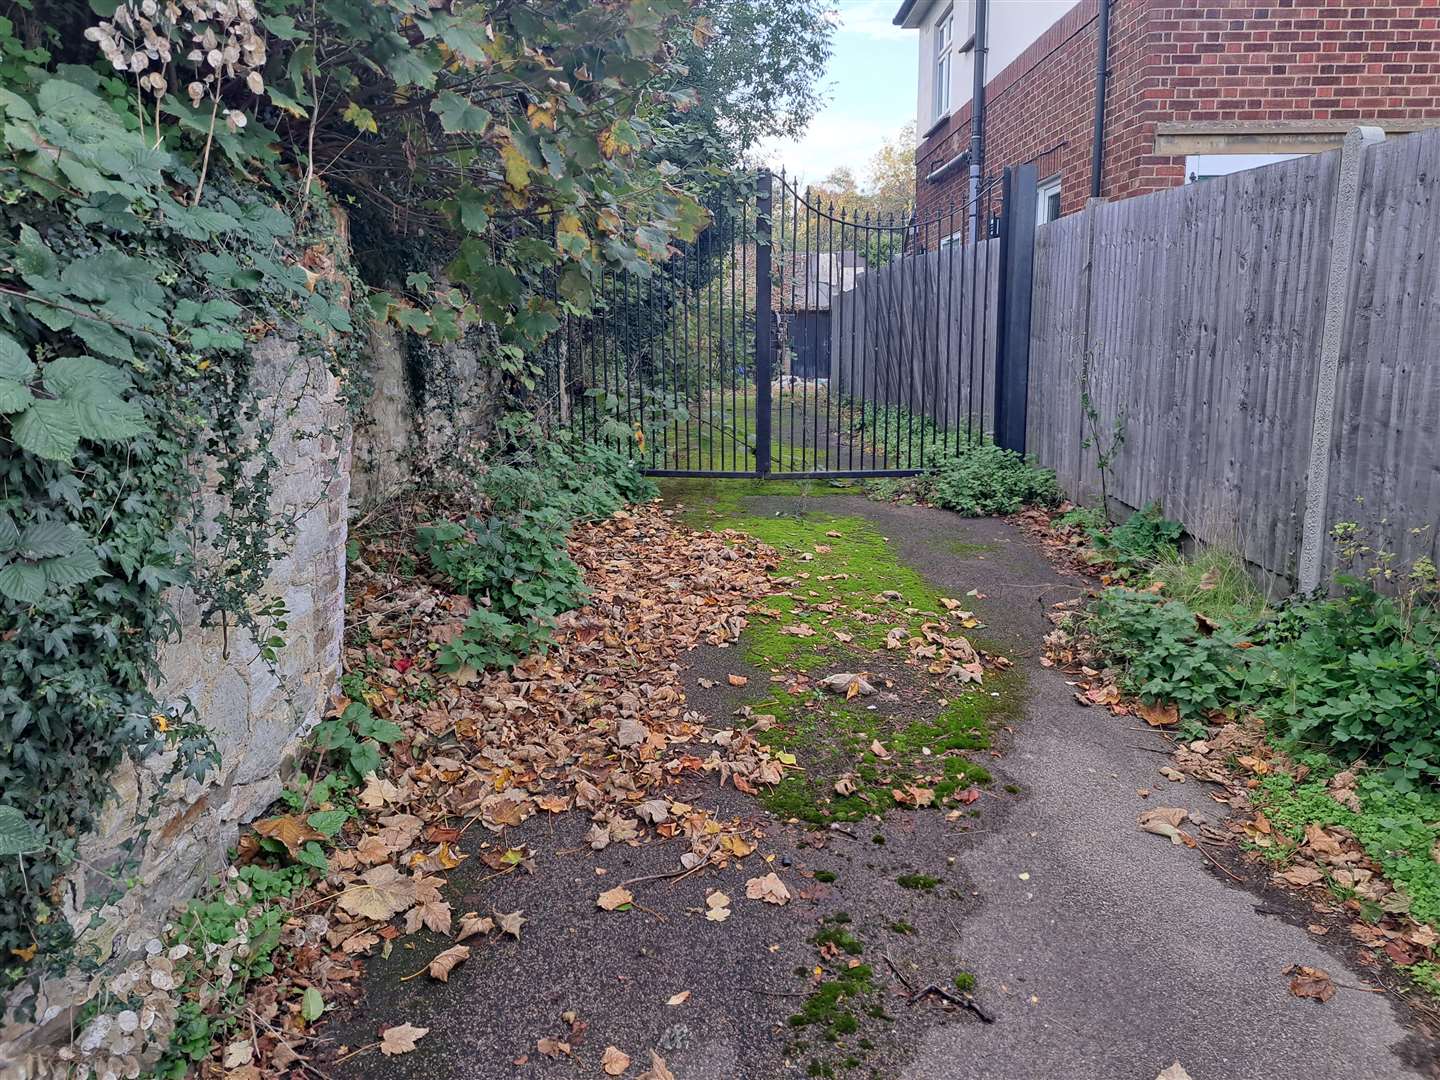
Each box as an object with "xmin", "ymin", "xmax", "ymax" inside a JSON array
[
  {"xmin": 896, "ymin": 873, "xmax": 940, "ymax": 891},
  {"xmin": 887, "ymin": 920, "xmax": 915, "ymax": 935},
  {"xmin": 814, "ymin": 869, "xmax": 837, "ymax": 883},
  {"xmin": 789, "ymin": 963, "xmax": 875, "ymax": 1035},
  {"xmin": 813, "ymin": 926, "xmax": 864, "ymax": 955},
  {"xmin": 941, "ymin": 539, "xmax": 996, "ymax": 558},
  {"xmin": 952, "ymin": 971, "xmax": 976, "ymax": 993}
]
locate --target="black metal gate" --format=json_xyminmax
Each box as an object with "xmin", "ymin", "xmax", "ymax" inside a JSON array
[{"xmin": 548, "ymin": 165, "xmax": 1037, "ymax": 478}]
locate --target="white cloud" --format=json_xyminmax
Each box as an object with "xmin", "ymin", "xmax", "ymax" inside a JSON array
[
  {"xmin": 756, "ymin": 113, "xmax": 912, "ymax": 188},
  {"xmin": 831, "ymin": 1, "xmax": 911, "ymax": 42}
]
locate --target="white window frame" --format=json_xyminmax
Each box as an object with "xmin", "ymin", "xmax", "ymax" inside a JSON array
[
  {"xmin": 933, "ymin": 8, "xmax": 954, "ymax": 122},
  {"xmin": 1036, "ymin": 174, "xmax": 1062, "ymax": 224}
]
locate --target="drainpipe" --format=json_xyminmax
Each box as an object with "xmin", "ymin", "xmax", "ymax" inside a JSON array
[
  {"xmin": 967, "ymin": 0, "xmax": 989, "ymax": 237},
  {"xmin": 1089, "ymin": 0, "xmax": 1113, "ymax": 198}
]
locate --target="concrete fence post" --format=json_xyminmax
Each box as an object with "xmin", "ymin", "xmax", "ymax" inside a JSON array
[{"xmin": 1297, "ymin": 125, "xmax": 1385, "ymax": 593}]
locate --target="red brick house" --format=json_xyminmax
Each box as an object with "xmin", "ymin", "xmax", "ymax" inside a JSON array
[{"xmin": 894, "ymin": 1, "xmax": 1440, "ymax": 224}]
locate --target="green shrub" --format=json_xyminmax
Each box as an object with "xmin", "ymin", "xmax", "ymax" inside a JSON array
[
  {"xmin": 1090, "ymin": 503, "xmax": 1183, "ymax": 578},
  {"xmin": 923, "ymin": 443, "xmax": 1059, "ymax": 517},
  {"xmin": 436, "ymin": 607, "xmax": 554, "ymax": 673},
  {"xmin": 1262, "ymin": 582, "xmax": 1440, "ymax": 788},
  {"xmin": 1087, "ymin": 588, "xmax": 1265, "ymax": 719}
]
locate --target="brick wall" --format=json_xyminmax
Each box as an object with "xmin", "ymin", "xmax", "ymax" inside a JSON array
[{"xmin": 915, "ymin": 0, "xmax": 1440, "ymax": 222}]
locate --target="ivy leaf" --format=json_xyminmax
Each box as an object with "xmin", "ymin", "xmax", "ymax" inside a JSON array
[
  {"xmin": 11, "ymin": 400, "xmax": 80, "ymax": 460},
  {"xmin": 0, "ymin": 806, "xmax": 42, "ymax": 857},
  {"xmin": 0, "ymin": 333, "xmax": 35, "ymax": 382},
  {"xmin": 0, "ymin": 380, "xmax": 34, "ymax": 414},
  {"xmin": 0, "ymin": 562, "xmax": 46, "ymax": 605},
  {"xmin": 430, "ymin": 91, "xmax": 491, "ymax": 135}
]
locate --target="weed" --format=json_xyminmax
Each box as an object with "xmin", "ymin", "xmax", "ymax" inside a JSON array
[
  {"xmin": 1147, "ymin": 546, "xmax": 1268, "ymax": 624},
  {"xmin": 952, "ymin": 971, "xmax": 976, "ymax": 993},
  {"xmin": 887, "ymin": 920, "xmax": 915, "ymax": 935},
  {"xmin": 814, "ymin": 870, "xmax": 838, "ymax": 883},
  {"xmin": 895, "ymin": 873, "xmax": 940, "ymax": 891}
]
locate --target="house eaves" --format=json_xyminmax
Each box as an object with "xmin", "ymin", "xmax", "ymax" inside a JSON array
[{"xmin": 893, "ymin": 0, "xmax": 937, "ymax": 29}]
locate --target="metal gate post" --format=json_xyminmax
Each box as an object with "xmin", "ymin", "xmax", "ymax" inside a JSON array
[
  {"xmin": 994, "ymin": 163, "xmax": 1038, "ymax": 454},
  {"xmin": 753, "ymin": 170, "xmax": 774, "ymax": 477}
]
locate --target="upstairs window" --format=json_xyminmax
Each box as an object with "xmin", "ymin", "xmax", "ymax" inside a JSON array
[{"xmin": 933, "ymin": 8, "xmax": 953, "ymax": 120}]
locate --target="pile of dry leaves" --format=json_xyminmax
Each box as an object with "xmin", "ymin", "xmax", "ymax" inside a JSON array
[{"xmin": 192, "ymin": 505, "xmax": 790, "ymax": 1075}]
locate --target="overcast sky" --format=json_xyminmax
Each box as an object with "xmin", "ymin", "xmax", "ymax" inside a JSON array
[{"xmin": 757, "ymin": 0, "xmax": 918, "ymax": 188}]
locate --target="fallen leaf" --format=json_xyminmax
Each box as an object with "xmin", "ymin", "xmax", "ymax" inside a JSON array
[
  {"xmin": 1279, "ymin": 865, "xmax": 1325, "ymax": 887},
  {"xmin": 704, "ymin": 890, "xmax": 732, "ymax": 922},
  {"xmin": 1158, "ymin": 767, "xmax": 1186, "ymax": 783},
  {"xmin": 727, "ymin": 674, "xmax": 749, "ymax": 687},
  {"xmin": 869, "ymin": 739, "xmax": 891, "ymax": 760},
  {"xmin": 379, "ymin": 1023, "xmax": 429, "ymax": 1056},
  {"xmin": 253, "ymin": 815, "xmax": 325, "ymax": 860},
  {"xmin": 1137, "ymin": 700, "xmax": 1179, "ymax": 727},
  {"xmin": 602, "ymin": 1045, "xmax": 631, "ymax": 1075},
  {"xmin": 1138, "ymin": 807, "xmax": 1190, "ymax": 846},
  {"xmin": 1155, "ymin": 1064, "xmax": 1194, "ymax": 1080},
  {"xmin": 456, "ymin": 912, "xmax": 494, "ymax": 942},
  {"xmin": 666, "ymin": 990, "xmax": 691, "ymax": 1006},
  {"xmin": 597, "ymin": 886, "xmax": 634, "ymax": 911},
  {"xmin": 428, "ymin": 944, "xmax": 470, "ymax": 982},
  {"xmin": 536, "ymin": 1037, "xmax": 572, "ymax": 1058},
  {"xmin": 637, "ymin": 1050, "xmax": 677, "ymax": 1080},
  {"xmin": 746, "ymin": 872, "xmax": 791, "ymax": 905},
  {"xmin": 222, "ymin": 1040, "xmax": 254, "ymax": 1069},
  {"xmin": 1286, "ymin": 964, "xmax": 1335, "ymax": 1003},
  {"xmin": 337, "ymin": 864, "xmax": 415, "ymax": 921},
  {"xmin": 834, "ymin": 776, "xmax": 857, "ymax": 796},
  {"xmin": 496, "ymin": 910, "xmax": 526, "ymax": 939}
]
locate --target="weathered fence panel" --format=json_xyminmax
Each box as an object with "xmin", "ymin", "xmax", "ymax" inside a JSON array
[
  {"xmin": 829, "ymin": 236, "xmax": 1001, "ymax": 452},
  {"xmin": 1325, "ymin": 132, "xmax": 1440, "ymax": 581},
  {"xmin": 840, "ymin": 126, "xmax": 1440, "ymax": 587}
]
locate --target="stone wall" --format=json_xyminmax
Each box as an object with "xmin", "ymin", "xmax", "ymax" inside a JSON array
[
  {"xmin": 350, "ymin": 321, "xmax": 505, "ymax": 507},
  {"xmin": 1, "ymin": 333, "xmax": 351, "ymax": 1066}
]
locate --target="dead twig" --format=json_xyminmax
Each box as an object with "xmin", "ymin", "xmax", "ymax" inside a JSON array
[
  {"xmin": 1196, "ymin": 842, "xmax": 1246, "ymax": 884},
  {"xmin": 884, "ymin": 951, "xmax": 994, "ymax": 1024}
]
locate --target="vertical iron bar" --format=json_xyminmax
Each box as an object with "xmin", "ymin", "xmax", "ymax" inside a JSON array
[
  {"xmin": 754, "ymin": 170, "xmax": 773, "ymax": 477},
  {"xmin": 788, "ymin": 179, "xmax": 799, "ymax": 472},
  {"xmin": 942, "ymin": 201, "xmax": 957, "ymax": 458},
  {"xmin": 742, "ymin": 192, "xmax": 752, "ymax": 471}
]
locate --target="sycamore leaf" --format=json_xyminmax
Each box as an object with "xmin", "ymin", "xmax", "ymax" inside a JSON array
[
  {"xmin": 456, "ymin": 913, "xmax": 494, "ymax": 942},
  {"xmin": 637, "ymin": 1051, "xmax": 677, "ymax": 1080},
  {"xmin": 253, "ymin": 814, "xmax": 326, "ymax": 859},
  {"xmin": 379, "ymin": 1023, "xmax": 429, "ymax": 1056},
  {"xmin": 496, "ymin": 910, "xmax": 526, "ymax": 939},
  {"xmin": 597, "ymin": 886, "xmax": 634, "ymax": 912},
  {"xmin": 337, "ymin": 864, "xmax": 414, "ymax": 921},
  {"xmin": 745, "ymin": 872, "xmax": 790, "ymax": 906},
  {"xmin": 428, "ymin": 944, "xmax": 470, "ymax": 982},
  {"xmin": 431, "ymin": 91, "xmax": 491, "ymax": 135},
  {"xmin": 536, "ymin": 1037, "xmax": 571, "ymax": 1058}
]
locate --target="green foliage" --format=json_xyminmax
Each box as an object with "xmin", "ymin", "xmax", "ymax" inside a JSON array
[
  {"xmin": 924, "ymin": 443, "xmax": 1060, "ymax": 517},
  {"xmin": 1256, "ymin": 768, "xmax": 1440, "ymax": 927},
  {"xmin": 310, "ymin": 702, "xmax": 403, "ymax": 786},
  {"xmin": 895, "ymin": 873, "xmax": 940, "ymax": 891},
  {"xmin": 1087, "ymin": 589, "xmax": 1263, "ymax": 719},
  {"xmin": 1262, "ymin": 582, "xmax": 1440, "ymax": 788},
  {"xmin": 1146, "ymin": 546, "xmax": 1269, "ymax": 624},
  {"xmin": 1089, "ymin": 503, "xmax": 1183, "ymax": 578},
  {"xmin": 0, "ymin": 20, "xmax": 357, "ymax": 986},
  {"xmin": 418, "ymin": 430, "xmax": 657, "ymax": 675}
]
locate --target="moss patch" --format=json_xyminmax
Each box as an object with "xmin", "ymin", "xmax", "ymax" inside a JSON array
[{"xmin": 896, "ymin": 873, "xmax": 940, "ymax": 892}]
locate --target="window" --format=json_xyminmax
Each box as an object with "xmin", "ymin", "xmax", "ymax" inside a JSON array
[
  {"xmin": 1183, "ymin": 153, "xmax": 1305, "ymax": 183},
  {"xmin": 1037, "ymin": 175, "xmax": 1062, "ymax": 224},
  {"xmin": 933, "ymin": 8, "xmax": 953, "ymax": 120}
]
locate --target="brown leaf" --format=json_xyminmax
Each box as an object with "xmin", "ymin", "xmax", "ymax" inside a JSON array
[
  {"xmin": 1280, "ymin": 865, "xmax": 1325, "ymax": 887},
  {"xmin": 1137, "ymin": 700, "xmax": 1179, "ymax": 727},
  {"xmin": 602, "ymin": 1045, "xmax": 631, "ymax": 1075},
  {"xmin": 428, "ymin": 944, "xmax": 470, "ymax": 982},
  {"xmin": 1138, "ymin": 807, "xmax": 1190, "ymax": 846},
  {"xmin": 727, "ymin": 673, "xmax": 749, "ymax": 687},
  {"xmin": 1286, "ymin": 964, "xmax": 1335, "ymax": 1003},
  {"xmin": 337, "ymin": 864, "xmax": 414, "ymax": 921},
  {"xmin": 379, "ymin": 1023, "xmax": 429, "ymax": 1056},
  {"xmin": 597, "ymin": 886, "xmax": 634, "ymax": 911},
  {"xmin": 253, "ymin": 814, "xmax": 325, "ymax": 860},
  {"xmin": 666, "ymin": 990, "xmax": 691, "ymax": 1006},
  {"xmin": 536, "ymin": 1037, "xmax": 572, "ymax": 1058},
  {"xmin": 456, "ymin": 912, "xmax": 495, "ymax": 942},
  {"xmin": 637, "ymin": 1050, "xmax": 677, "ymax": 1080},
  {"xmin": 496, "ymin": 910, "xmax": 526, "ymax": 939},
  {"xmin": 745, "ymin": 872, "xmax": 790, "ymax": 906}
]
